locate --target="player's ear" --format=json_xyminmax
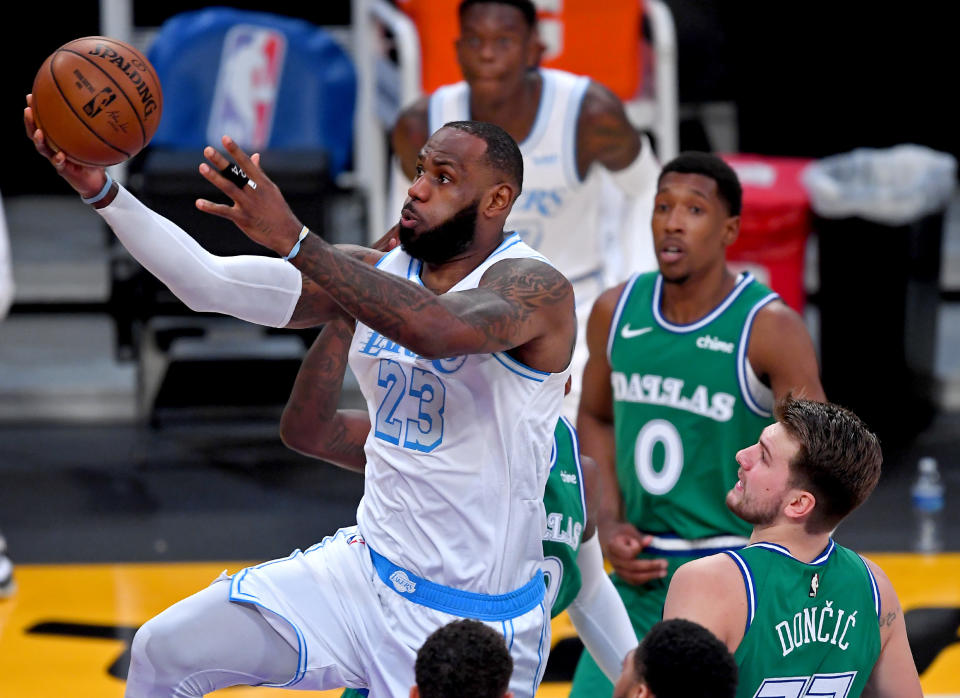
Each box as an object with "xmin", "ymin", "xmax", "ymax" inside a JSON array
[
  {"xmin": 409, "ymin": 686, "xmax": 419, "ymax": 698},
  {"xmin": 526, "ymin": 32, "xmax": 545, "ymax": 68},
  {"xmin": 784, "ymin": 488, "xmax": 816, "ymax": 520},
  {"xmin": 722, "ymin": 214, "xmax": 740, "ymax": 247},
  {"xmin": 484, "ymin": 182, "xmax": 515, "ymax": 219}
]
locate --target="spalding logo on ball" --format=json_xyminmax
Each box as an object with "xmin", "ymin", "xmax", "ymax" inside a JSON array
[{"xmin": 32, "ymin": 36, "xmax": 164, "ymax": 167}]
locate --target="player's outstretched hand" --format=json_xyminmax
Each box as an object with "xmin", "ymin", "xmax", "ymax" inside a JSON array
[
  {"xmin": 24, "ymin": 94, "xmax": 108, "ymax": 199},
  {"xmin": 600, "ymin": 521, "xmax": 668, "ymax": 585},
  {"xmin": 196, "ymin": 135, "xmax": 304, "ymax": 257}
]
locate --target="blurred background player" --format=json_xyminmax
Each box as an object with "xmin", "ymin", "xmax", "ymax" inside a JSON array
[
  {"xmin": 662, "ymin": 397, "xmax": 923, "ymax": 698},
  {"xmin": 390, "ymin": 0, "xmax": 661, "ymax": 419},
  {"xmin": 611, "ymin": 618, "xmax": 738, "ymax": 698},
  {"xmin": 571, "ymin": 151, "xmax": 826, "ymax": 697},
  {"xmin": 0, "ymin": 187, "xmax": 14, "ymax": 598},
  {"xmin": 412, "ymin": 619, "xmax": 514, "ymax": 698},
  {"xmin": 279, "ymin": 313, "xmax": 637, "ymax": 696}
]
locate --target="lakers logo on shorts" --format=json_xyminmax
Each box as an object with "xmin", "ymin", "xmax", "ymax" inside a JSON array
[{"xmin": 389, "ymin": 570, "xmax": 417, "ymax": 594}]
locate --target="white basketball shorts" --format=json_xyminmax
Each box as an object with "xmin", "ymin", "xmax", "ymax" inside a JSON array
[{"xmin": 227, "ymin": 526, "xmax": 551, "ymax": 698}]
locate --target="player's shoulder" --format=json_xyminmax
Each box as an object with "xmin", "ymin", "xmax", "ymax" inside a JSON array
[
  {"xmin": 858, "ymin": 554, "xmax": 897, "ymax": 598},
  {"xmin": 668, "ymin": 552, "xmax": 745, "ymax": 605},
  {"xmin": 751, "ymin": 297, "xmax": 811, "ymax": 346},
  {"xmin": 391, "ymin": 96, "xmax": 430, "ymax": 150},
  {"xmin": 594, "ymin": 280, "xmax": 631, "ymax": 313},
  {"xmin": 676, "ymin": 550, "xmax": 743, "ymax": 580},
  {"xmin": 577, "ymin": 77, "xmax": 630, "ymax": 126},
  {"xmin": 336, "ymin": 243, "xmax": 388, "ymax": 267},
  {"xmin": 481, "ymin": 254, "xmax": 574, "ymax": 297},
  {"xmin": 594, "ymin": 271, "xmax": 656, "ymax": 314}
]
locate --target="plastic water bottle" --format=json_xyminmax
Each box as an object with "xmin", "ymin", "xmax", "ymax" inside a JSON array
[{"xmin": 911, "ymin": 457, "xmax": 944, "ymax": 553}]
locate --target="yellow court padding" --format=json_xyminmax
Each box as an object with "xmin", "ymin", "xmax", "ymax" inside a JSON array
[{"xmin": 0, "ymin": 555, "xmax": 958, "ymax": 697}]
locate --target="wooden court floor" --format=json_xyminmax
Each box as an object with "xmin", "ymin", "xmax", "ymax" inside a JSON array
[{"xmin": 1, "ymin": 554, "xmax": 958, "ymax": 697}]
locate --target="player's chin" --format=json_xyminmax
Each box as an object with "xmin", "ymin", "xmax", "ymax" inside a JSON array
[
  {"xmin": 724, "ymin": 488, "xmax": 741, "ymax": 513},
  {"xmin": 659, "ymin": 268, "xmax": 691, "ymax": 285}
]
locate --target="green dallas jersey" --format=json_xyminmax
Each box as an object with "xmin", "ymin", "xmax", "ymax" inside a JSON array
[
  {"xmin": 727, "ymin": 540, "xmax": 882, "ymax": 698},
  {"xmin": 340, "ymin": 419, "xmax": 588, "ymax": 698},
  {"xmin": 542, "ymin": 415, "xmax": 588, "ymax": 617},
  {"xmin": 608, "ymin": 271, "xmax": 779, "ymax": 545}
]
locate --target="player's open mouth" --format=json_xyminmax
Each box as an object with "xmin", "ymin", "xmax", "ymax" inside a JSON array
[
  {"xmin": 400, "ymin": 209, "xmax": 419, "ymax": 229},
  {"xmin": 660, "ymin": 245, "xmax": 684, "ymax": 263}
]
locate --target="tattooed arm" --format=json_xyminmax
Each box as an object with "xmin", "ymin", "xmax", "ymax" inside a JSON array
[
  {"xmin": 279, "ymin": 315, "xmax": 370, "ymax": 471},
  {"xmin": 861, "ymin": 557, "xmax": 922, "ymax": 698},
  {"xmin": 290, "ymin": 242, "xmax": 574, "ymax": 371},
  {"xmin": 194, "ymin": 137, "xmax": 575, "ymax": 372}
]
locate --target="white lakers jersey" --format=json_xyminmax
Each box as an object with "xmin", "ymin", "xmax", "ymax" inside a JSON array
[
  {"xmin": 428, "ymin": 68, "xmax": 608, "ymax": 290},
  {"xmin": 350, "ymin": 234, "xmax": 570, "ymax": 594}
]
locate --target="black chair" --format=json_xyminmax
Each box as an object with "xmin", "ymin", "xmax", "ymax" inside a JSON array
[{"xmin": 106, "ymin": 8, "xmax": 361, "ymax": 420}]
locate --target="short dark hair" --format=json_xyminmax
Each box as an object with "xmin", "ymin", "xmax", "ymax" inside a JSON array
[
  {"xmin": 459, "ymin": 0, "xmax": 537, "ymax": 29},
  {"xmin": 443, "ymin": 120, "xmax": 524, "ymax": 196},
  {"xmin": 776, "ymin": 396, "xmax": 883, "ymax": 530},
  {"xmin": 415, "ymin": 619, "xmax": 513, "ymax": 698},
  {"xmin": 658, "ymin": 152, "xmax": 743, "ymax": 216},
  {"xmin": 634, "ymin": 619, "xmax": 738, "ymax": 698}
]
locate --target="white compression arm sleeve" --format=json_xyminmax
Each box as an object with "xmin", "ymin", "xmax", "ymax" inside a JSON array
[
  {"xmin": 566, "ymin": 533, "xmax": 638, "ymax": 682},
  {"xmin": 96, "ymin": 184, "xmax": 302, "ymax": 328}
]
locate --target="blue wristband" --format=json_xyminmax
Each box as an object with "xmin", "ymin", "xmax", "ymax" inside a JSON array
[
  {"xmin": 283, "ymin": 226, "xmax": 311, "ymax": 261},
  {"xmin": 81, "ymin": 173, "xmax": 114, "ymax": 205}
]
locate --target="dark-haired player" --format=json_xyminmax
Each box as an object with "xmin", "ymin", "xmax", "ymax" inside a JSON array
[
  {"xmin": 412, "ymin": 619, "xmax": 513, "ymax": 698},
  {"xmin": 391, "ymin": 0, "xmax": 661, "ymax": 420},
  {"xmin": 26, "ymin": 104, "xmax": 576, "ymax": 697},
  {"xmin": 612, "ymin": 618, "xmax": 738, "ymax": 698},
  {"xmin": 663, "ymin": 397, "xmax": 922, "ymax": 698},
  {"xmin": 571, "ymin": 152, "xmax": 826, "ymax": 696}
]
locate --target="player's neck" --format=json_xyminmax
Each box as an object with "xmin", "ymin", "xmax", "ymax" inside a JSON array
[
  {"xmin": 659, "ymin": 264, "xmax": 736, "ymax": 326},
  {"xmin": 748, "ymin": 522, "xmax": 833, "ymax": 564},
  {"xmin": 418, "ymin": 230, "xmax": 508, "ymax": 294},
  {"xmin": 468, "ymin": 71, "xmax": 542, "ymax": 144}
]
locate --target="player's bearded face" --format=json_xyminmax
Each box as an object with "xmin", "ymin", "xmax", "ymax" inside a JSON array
[
  {"xmin": 400, "ymin": 198, "xmax": 480, "ymax": 264},
  {"xmin": 726, "ymin": 485, "xmax": 782, "ymax": 526}
]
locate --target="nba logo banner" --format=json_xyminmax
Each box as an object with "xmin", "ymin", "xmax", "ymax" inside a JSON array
[{"xmin": 208, "ymin": 25, "xmax": 287, "ymax": 150}]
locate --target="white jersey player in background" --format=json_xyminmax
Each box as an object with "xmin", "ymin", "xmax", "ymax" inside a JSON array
[
  {"xmin": 390, "ymin": 0, "xmax": 661, "ymax": 420},
  {"xmin": 26, "ymin": 98, "xmax": 577, "ymax": 697}
]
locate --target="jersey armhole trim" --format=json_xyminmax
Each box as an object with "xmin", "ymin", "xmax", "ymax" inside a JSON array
[
  {"xmin": 559, "ymin": 415, "xmax": 589, "ymax": 523},
  {"xmin": 858, "ymin": 554, "xmax": 882, "ymax": 619},
  {"xmin": 724, "ymin": 550, "xmax": 756, "ymax": 636},
  {"xmin": 562, "ymin": 75, "xmax": 590, "ymax": 186},
  {"xmin": 737, "ymin": 292, "xmax": 780, "ymax": 417},
  {"xmin": 606, "ymin": 273, "xmax": 642, "ymax": 361},
  {"xmin": 520, "ymin": 68, "xmax": 556, "ymax": 153},
  {"xmin": 491, "ymin": 351, "xmax": 548, "ymax": 382}
]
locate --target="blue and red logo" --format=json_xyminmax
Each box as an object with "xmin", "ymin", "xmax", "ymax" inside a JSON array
[{"xmin": 208, "ymin": 25, "xmax": 286, "ymax": 150}]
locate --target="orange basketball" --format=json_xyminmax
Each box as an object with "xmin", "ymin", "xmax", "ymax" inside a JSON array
[{"xmin": 31, "ymin": 36, "xmax": 163, "ymax": 167}]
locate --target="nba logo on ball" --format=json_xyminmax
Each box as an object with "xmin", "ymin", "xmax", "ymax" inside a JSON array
[
  {"xmin": 31, "ymin": 36, "xmax": 164, "ymax": 166},
  {"xmin": 208, "ymin": 26, "xmax": 286, "ymax": 150}
]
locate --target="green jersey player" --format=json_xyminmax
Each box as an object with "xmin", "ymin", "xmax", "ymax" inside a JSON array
[
  {"xmin": 571, "ymin": 152, "xmax": 826, "ymax": 697},
  {"xmin": 663, "ymin": 397, "xmax": 922, "ymax": 698}
]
